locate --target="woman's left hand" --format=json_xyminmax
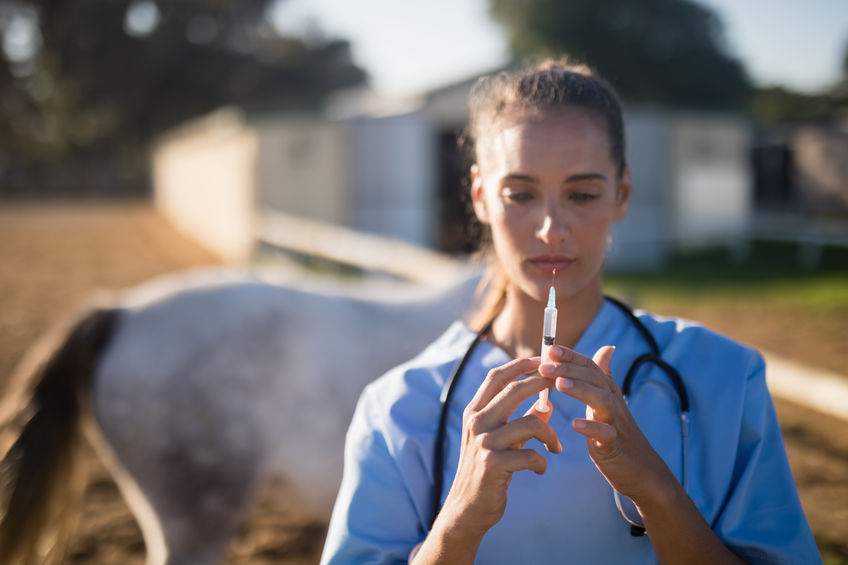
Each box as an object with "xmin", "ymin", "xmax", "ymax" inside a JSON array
[{"xmin": 539, "ymin": 344, "xmax": 676, "ymax": 505}]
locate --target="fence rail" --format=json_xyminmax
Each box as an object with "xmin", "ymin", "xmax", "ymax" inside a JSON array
[{"xmin": 255, "ymin": 210, "xmax": 465, "ymax": 285}]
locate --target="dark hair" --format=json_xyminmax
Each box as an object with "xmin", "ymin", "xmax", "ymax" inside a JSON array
[{"xmin": 464, "ymin": 58, "xmax": 627, "ymax": 330}]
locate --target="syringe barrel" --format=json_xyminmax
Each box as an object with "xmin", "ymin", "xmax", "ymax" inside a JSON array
[
  {"xmin": 542, "ymin": 306, "xmax": 557, "ymax": 355},
  {"xmin": 537, "ymin": 289, "xmax": 558, "ymax": 413}
]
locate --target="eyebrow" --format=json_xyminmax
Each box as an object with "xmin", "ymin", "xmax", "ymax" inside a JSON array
[{"xmin": 502, "ymin": 172, "xmax": 608, "ymax": 184}]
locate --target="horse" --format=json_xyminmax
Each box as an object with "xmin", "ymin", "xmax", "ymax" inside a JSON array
[{"xmin": 0, "ymin": 265, "xmax": 480, "ymax": 565}]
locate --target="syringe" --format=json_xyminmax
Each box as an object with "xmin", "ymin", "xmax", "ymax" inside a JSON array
[{"xmin": 536, "ymin": 272, "xmax": 557, "ymax": 412}]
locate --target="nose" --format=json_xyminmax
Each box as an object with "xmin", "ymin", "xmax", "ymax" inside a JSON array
[{"xmin": 536, "ymin": 203, "xmax": 570, "ymax": 247}]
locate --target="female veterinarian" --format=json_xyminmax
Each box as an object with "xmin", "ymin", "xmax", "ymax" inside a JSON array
[{"xmin": 320, "ymin": 60, "xmax": 820, "ymax": 564}]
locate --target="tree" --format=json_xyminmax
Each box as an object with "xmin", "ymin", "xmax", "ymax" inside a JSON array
[
  {"xmin": 750, "ymin": 35, "xmax": 848, "ymax": 124},
  {"xmin": 490, "ymin": 0, "xmax": 751, "ymax": 109},
  {"xmin": 0, "ymin": 0, "xmax": 366, "ymax": 195},
  {"xmin": 750, "ymin": 86, "xmax": 845, "ymax": 124}
]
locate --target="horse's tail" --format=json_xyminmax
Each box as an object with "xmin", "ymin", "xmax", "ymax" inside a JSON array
[{"xmin": 0, "ymin": 306, "xmax": 120, "ymax": 565}]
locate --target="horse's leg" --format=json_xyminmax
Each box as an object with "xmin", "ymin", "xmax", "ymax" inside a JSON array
[
  {"xmin": 89, "ymin": 402, "xmax": 266, "ymax": 565},
  {"xmin": 149, "ymin": 452, "xmax": 262, "ymax": 565},
  {"xmin": 82, "ymin": 428, "xmax": 170, "ymax": 565},
  {"xmin": 92, "ymin": 350, "xmax": 268, "ymax": 565}
]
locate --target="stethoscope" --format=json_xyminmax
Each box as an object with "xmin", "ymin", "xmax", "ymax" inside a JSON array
[{"xmin": 430, "ymin": 296, "xmax": 690, "ymax": 537}]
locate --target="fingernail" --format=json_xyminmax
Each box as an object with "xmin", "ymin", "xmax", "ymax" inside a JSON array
[
  {"xmin": 559, "ymin": 377, "xmax": 574, "ymax": 389},
  {"xmin": 539, "ymin": 363, "xmax": 555, "ymax": 376},
  {"xmin": 573, "ymin": 419, "xmax": 586, "ymax": 430}
]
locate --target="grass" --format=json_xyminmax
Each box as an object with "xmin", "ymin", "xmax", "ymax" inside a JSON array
[{"xmin": 604, "ymin": 240, "xmax": 848, "ymax": 310}]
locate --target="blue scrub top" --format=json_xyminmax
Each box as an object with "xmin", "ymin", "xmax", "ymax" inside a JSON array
[{"xmin": 321, "ymin": 300, "xmax": 821, "ymax": 564}]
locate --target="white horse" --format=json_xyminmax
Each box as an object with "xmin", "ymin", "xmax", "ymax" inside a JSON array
[{"xmin": 0, "ymin": 266, "xmax": 480, "ymax": 565}]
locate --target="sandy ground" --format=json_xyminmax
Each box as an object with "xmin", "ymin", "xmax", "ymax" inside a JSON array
[{"xmin": 1, "ymin": 202, "xmax": 846, "ymax": 564}]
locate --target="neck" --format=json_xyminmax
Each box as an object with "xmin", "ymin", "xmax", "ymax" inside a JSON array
[{"xmin": 490, "ymin": 281, "xmax": 605, "ymax": 360}]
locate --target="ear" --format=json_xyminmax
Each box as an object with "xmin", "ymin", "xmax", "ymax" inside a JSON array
[
  {"xmin": 470, "ymin": 164, "xmax": 490, "ymax": 225},
  {"xmin": 613, "ymin": 165, "xmax": 632, "ymax": 222}
]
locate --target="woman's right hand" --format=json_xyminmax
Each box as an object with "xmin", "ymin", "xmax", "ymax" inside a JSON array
[{"xmin": 413, "ymin": 357, "xmax": 561, "ymax": 564}]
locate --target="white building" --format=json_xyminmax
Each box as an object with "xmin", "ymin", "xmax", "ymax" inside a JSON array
[{"xmin": 153, "ymin": 79, "xmax": 752, "ymax": 271}]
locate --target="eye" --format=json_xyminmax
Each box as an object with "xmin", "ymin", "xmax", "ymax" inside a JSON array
[
  {"xmin": 503, "ymin": 190, "xmax": 534, "ymax": 203},
  {"xmin": 570, "ymin": 192, "xmax": 599, "ymax": 203}
]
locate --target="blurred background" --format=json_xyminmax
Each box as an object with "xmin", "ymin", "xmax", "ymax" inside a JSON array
[{"xmin": 1, "ymin": 0, "xmax": 847, "ymax": 563}]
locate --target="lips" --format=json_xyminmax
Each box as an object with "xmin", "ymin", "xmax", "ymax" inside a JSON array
[{"xmin": 528, "ymin": 255, "xmax": 575, "ymax": 273}]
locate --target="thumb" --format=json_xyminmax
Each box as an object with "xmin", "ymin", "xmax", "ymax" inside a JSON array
[{"xmin": 592, "ymin": 345, "xmax": 616, "ymax": 378}]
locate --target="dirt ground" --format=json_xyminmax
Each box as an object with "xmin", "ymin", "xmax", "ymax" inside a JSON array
[{"xmin": 1, "ymin": 202, "xmax": 846, "ymax": 564}]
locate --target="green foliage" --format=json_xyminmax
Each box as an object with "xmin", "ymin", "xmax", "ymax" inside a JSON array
[
  {"xmin": 605, "ymin": 241, "xmax": 848, "ymax": 310},
  {"xmin": 750, "ymin": 86, "xmax": 847, "ymax": 124},
  {"xmin": 0, "ymin": 0, "xmax": 365, "ymax": 194},
  {"xmin": 750, "ymin": 38, "xmax": 848, "ymax": 124},
  {"xmin": 490, "ymin": 0, "xmax": 751, "ymax": 109}
]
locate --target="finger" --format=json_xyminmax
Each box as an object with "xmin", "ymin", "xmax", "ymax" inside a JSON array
[
  {"xmin": 572, "ymin": 418, "xmax": 617, "ymax": 446},
  {"xmin": 542, "ymin": 345, "xmax": 616, "ymax": 383},
  {"xmin": 409, "ymin": 542, "xmax": 423, "ymax": 562},
  {"xmin": 467, "ymin": 357, "xmax": 541, "ymax": 413},
  {"xmin": 555, "ymin": 376, "xmax": 616, "ymax": 422},
  {"xmin": 547, "ymin": 344, "xmax": 594, "ymax": 368},
  {"xmin": 477, "ymin": 374, "xmax": 553, "ymax": 426},
  {"xmin": 540, "ymin": 360, "xmax": 613, "ymax": 390},
  {"xmin": 482, "ymin": 414, "xmax": 562, "ymax": 453},
  {"xmin": 592, "ymin": 345, "xmax": 616, "ymax": 378},
  {"xmin": 495, "ymin": 448, "xmax": 548, "ymax": 475}
]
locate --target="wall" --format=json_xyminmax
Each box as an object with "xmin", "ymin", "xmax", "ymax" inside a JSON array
[
  {"xmin": 671, "ymin": 116, "xmax": 752, "ymax": 248},
  {"xmin": 152, "ymin": 108, "xmax": 257, "ymax": 262},
  {"xmin": 254, "ymin": 118, "xmax": 350, "ymax": 226},
  {"xmin": 607, "ymin": 108, "xmax": 673, "ymax": 270},
  {"xmin": 346, "ymin": 111, "xmax": 437, "ymax": 247},
  {"xmin": 793, "ymin": 126, "xmax": 848, "ymax": 214},
  {"xmin": 153, "ymin": 107, "xmax": 440, "ymax": 266}
]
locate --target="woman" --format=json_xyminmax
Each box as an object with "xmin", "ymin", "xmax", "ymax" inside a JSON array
[{"xmin": 320, "ymin": 60, "xmax": 820, "ymax": 564}]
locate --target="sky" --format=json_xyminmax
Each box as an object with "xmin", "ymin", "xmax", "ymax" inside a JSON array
[{"xmin": 269, "ymin": 0, "xmax": 848, "ymax": 97}]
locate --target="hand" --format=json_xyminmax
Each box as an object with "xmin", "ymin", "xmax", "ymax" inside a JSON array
[
  {"xmin": 438, "ymin": 356, "xmax": 562, "ymax": 541},
  {"xmin": 539, "ymin": 345, "xmax": 675, "ymax": 505}
]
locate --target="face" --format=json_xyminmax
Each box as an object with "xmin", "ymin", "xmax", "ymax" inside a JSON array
[{"xmin": 471, "ymin": 107, "xmax": 631, "ymax": 306}]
